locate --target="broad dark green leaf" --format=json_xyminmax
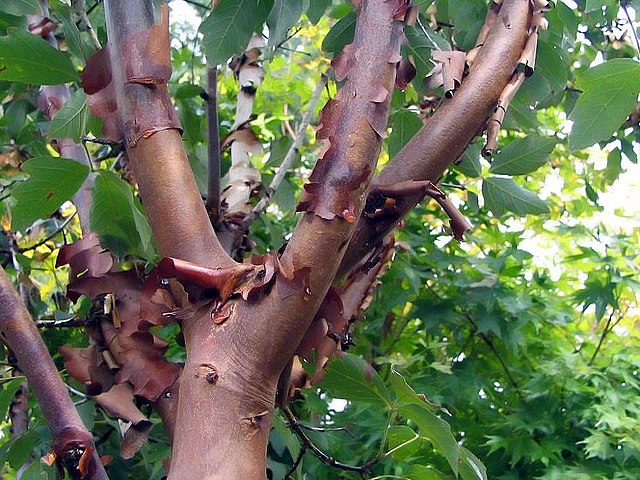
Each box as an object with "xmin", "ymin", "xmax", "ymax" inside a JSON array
[
  {"xmin": 0, "ymin": 0, "xmax": 40, "ymax": 16},
  {"xmin": 0, "ymin": 378, "xmax": 25, "ymax": 423},
  {"xmin": 321, "ymin": 352, "xmax": 391, "ymax": 408},
  {"xmin": 200, "ymin": 0, "xmax": 274, "ymax": 66},
  {"xmin": 489, "ymin": 136, "xmax": 556, "ymax": 175},
  {"xmin": 267, "ymin": 0, "xmax": 306, "ymax": 48},
  {"xmin": 482, "ymin": 177, "xmax": 549, "ymax": 216},
  {"xmin": 49, "ymin": 90, "xmax": 89, "ymax": 142},
  {"xmin": 6, "ymin": 429, "xmax": 38, "ymax": 469},
  {"xmin": 11, "ymin": 156, "xmax": 89, "ymax": 232},
  {"xmin": 400, "ymin": 403, "xmax": 461, "ymax": 477},
  {"xmin": 90, "ymin": 171, "xmax": 156, "ymax": 260},
  {"xmin": 0, "ymin": 28, "xmax": 79, "ymax": 85},
  {"xmin": 306, "ymin": 0, "xmax": 331, "ymax": 24},
  {"xmin": 388, "ymin": 110, "xmax": 423, "ymax": 159},
  {"xmin": 321, "ymin": 11, "xmax": 355, "ymax": 54},
  {"xmin": 455, "ymin": 143, "xmax": 483, "ymax": 177},
  {"xmin": 569, "ymin": 59, "xmax": 640, "ymax": 151}
]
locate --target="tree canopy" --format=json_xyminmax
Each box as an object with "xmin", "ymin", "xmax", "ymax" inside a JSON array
[{"xmin": 0, "ymin": 0, "xmax": 639, "ymax": 479}]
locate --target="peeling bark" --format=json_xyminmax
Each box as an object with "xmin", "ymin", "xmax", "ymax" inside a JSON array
[
  {"xmin": 168, "ymin": 1, "xmax": 405, "ymax": 478},
  {"xmin": 339, "ymin": 0, "xmax": 533, "ymax": 276},
  {"xmin": 221, "ymin": 35, "xmax": 264, "ymax": 217}
]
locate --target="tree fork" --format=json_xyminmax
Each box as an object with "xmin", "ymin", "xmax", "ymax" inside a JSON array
[
  {"xmin": 169, "ymin": 0, "xmax": 406, "ymax": 477},
  {"xmin": 338, "ymin": 0, "xmax": 533, "ymax": 276}
]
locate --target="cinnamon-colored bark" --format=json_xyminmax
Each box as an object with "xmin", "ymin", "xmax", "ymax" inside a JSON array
[
  {"xmin": 0, "ymin": 267, "xmax": 108, "ymax": 480},
  {"xmin": 103, "ymin": 0, "xmax": 233, "ymax": 270},
  {"xmin": 339, "ymin": 0, "xmax": 532, "ymax": 275}
]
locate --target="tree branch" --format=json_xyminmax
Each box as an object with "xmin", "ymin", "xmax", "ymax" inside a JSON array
[
  {"xmin": 339, "ymin": 0, "xmax": 533, "ymax": 275},
  {"xmin": 283, "ymin": 407, "xmax": 377, "ymax": 475},
  {"xmin": 242, "ymin": 73, "xmax": 328, "ymax": 230},
  {"xmin": 101, "ymin": 0, "xmax": 234, "ymax": 268},
  {"xmin": 0, "ymin": 267, "xmax": 108, "ymax": 479},
  {"xmin": 203, "ymin": 67, "xmax": 221, "ymax": 224}
]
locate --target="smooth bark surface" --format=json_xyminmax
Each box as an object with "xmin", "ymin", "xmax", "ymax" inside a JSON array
[{"xmin": 0, "ymin": 267, "xmax": 108, "ymax": 480}]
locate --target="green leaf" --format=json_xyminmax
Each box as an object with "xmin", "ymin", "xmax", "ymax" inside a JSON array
[
  {"xmin": 200, "ymin": 0, "xmax": 274, "ymax": 66},
  {"xmin": 400, "ymin": 403, "xmax": 461, "ymax": 477},
  {"xmin": 388, "ymin": 110, "xmax": 423, "ymax": 159},
  {"xmin": 321, "ymin": 11, "xmax": 356, "ymax": 54},
  {"xmin": 306, "ymin": 0, "xmax": 331, "ymax": 24},
  {"xmin": 459, "ymin": 446, "xmax": 488, "ymax": 480},
  {"xmin": 569, "ymin": 59, "xmax": 640, "ymax": 151},
  {"xmin": 90, "ymin": 171, "xmax": 156, "ymax": 260},
  {"xmin": 0, "ymin": 0, "xmax": 41, "ymax": 16},
  {"xmin": 389, "ymin": 367, "xmax": 441, "ymax": 411},
  {"xmin": 267, "ymin": 0, "xmax": 306, "ymax": 49},
  {"xmin": 0, "ymin": 28, "xmax": 79, "ymax": 85},
  {"xmin": 320, "ymin": 352, "xmax": 391, "ymax": 408},
  {"xmin": 406, "ymin": 464, "xmax": 447, "ymax": 480},
  {"xmin": 49, "ymin": 1, "xmax": 96, "ymax": 61},
  {"xmin": 6, "ymin": 429, "xmax": 38, "ymax": 469},
  {"xmin": 0, "ymin": 377, "xmax": 25, "ymax": 423},
  {"xmin": 387, "ymin": 425, "xmax": 421, "ymax": 460},
  {"xmin": 11, "ymin": 156, "xmax": 89, "ymax": 232},
  {"xmin": 482, "ymin": 177, "xmax": 549, "ymax": 216},
  {"xmin": 455, "ymin": 143, "xmax": 483, "ymax": 177},
  {"xmin": 49, "ymin": 90, "xmax": 89, "ymax": 142},
  {"xmin": 489, "ymin": 136, "xmax": 557, "ymax": 175}
]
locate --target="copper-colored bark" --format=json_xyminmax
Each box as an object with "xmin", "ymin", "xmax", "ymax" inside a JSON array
[
  {"xmin": 339, "ymin": 0, "xmax": 533, "ymax": 275},
  {"xmin": 0, "ymin": 267, "xmax": 108, "ymax": 480}
]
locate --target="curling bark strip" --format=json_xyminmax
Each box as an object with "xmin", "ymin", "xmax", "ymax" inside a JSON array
[
  {"xmin": 339, "ymin": 0, "xmax": 533, "ymax": 275},
  {"xmin": 0, "ymin": 267, "xmax": 108, "ymax": 480},
  {"xmin": 100, "ymin": 0, "xmax": 234, "ymax": 269}
]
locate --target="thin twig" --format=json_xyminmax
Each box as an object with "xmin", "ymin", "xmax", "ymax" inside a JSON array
[
  {"xmin": 204, "ymin": 67, "xmax": 221, "ymax": 224},
  {"xmin": 35, "ymin": 317, "xmax": 87, "ymax": 328},
  {"xmin": 588, "ymin": 309, "xmax": 617, "ymax": 366},
  {"xmin": 283, "ymin": 407, "xmax": 378, "ymax": 475},
  {"xmin": 182, "ymin": 0, "xmax": 212, "ymax": 10},
  {"xmin": 300, "ymin": 423, "xmax": 359, "ymax": 440},
  {"xmin": 284, "ymin": 445, "xmax": 306, "ymax": 479},
  {"xmin": 621, "ymin": 3, "xmax": 640, "ymax": 57},
  {"xmin": 73, "ymin": 0, "xmax": 102, "ymax": 50},
  {"xmin": 241, "ymin": 74, "xmax": 327, "ymax": 229},
  {"xmin": 17, "ymin": 212, "xmax": 76, "ymax": 253},
  {"xmin": 463, "ymin": 312, "xmax": 520, "ymax": 390}
]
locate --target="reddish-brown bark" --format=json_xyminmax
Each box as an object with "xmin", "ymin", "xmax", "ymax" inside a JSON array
[
  {"xmin": 339, "ymin": 0, "xmax": 533, "ymax": 275},
  {"xmin": 0, "ymin": 0, "xmax": 539, "ymax": 478},
  {"xmin": 0, "ymin": 267, "xmax": 108, "ymax": 480}
]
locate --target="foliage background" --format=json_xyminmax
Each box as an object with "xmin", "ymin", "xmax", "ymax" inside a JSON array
[{"xmin": 0, "ymin": 0, "xmax": 639, "ymax": 479}]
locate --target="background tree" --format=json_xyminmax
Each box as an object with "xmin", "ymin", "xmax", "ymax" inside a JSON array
[{"xmin": 0, "ymin": 0, "xmax": 638, "ymax": 479}]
